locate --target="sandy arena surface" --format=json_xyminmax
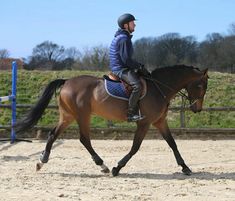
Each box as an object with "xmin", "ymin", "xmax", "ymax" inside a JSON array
[{"xmin": 0, "ymin": 139, "xmax": 235, "ymax": 201}]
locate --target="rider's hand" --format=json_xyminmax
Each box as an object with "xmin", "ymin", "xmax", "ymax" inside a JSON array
[
  {"xmin": 138, "ymin": 63, "xmax": 145, "ymax": 70},
  {"xmin": 137, "ymin": 63, "xmax": 151, "ymax": 77}
]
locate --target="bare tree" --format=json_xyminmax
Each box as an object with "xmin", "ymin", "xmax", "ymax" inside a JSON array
[
  {"xmin": 134, "ymin": 33, "xmax": 198, "ymax": 69},
  {"xmin": 133, "ymin": 37, "xmax": 156, "ymax": 68},
  {"xmin": 74, "ymin": 45, "xmax": 109, "ymax": 70},
  {"xmin": 0, "ymin": 49, "xmax": 10, "ymax": 58},
  {"xmin": 26, "ymin": 41, "xmax": 66, "ymax": 70},
  {"xmin": 228, "ymin": 22, "xmax": 235, "ymax": 35},
  {"xmin": 32, "ymin": 41, "xmax": 65, "ymax": 62},
  {"xmin": 198, "ymin": 33, "xmax": 224, "ymax": 70},
  {"xmin": 64, "ymin": 47, "xmax": 81, "ymax": 60}
]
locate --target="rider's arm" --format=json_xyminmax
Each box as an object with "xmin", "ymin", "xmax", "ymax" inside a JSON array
[{"xmin": 119, "ymin": 39, "xmax": 139, "ymax": 70}]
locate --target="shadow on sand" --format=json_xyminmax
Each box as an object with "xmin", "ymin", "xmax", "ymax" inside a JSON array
[
  {"xmin": 39, "ymin": 171, "xmax": 235, "ymax": 181},
  {"xmin": 118, "ymin": 171, "xmax": 235, "ymax": 181}
]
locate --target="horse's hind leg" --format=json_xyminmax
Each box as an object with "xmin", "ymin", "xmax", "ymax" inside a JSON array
[
  {"xmin": 36, "ymin": 116, "xmax": 73, "ymax": 171},
  {"xmin": 76, "ymin": 114, "xmax": 110, "ymax": 173}
]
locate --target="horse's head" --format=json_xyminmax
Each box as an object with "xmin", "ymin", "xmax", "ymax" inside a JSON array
[{"xmin": 186, "ymin": 68, "xmax": 209, "ymax": 113}]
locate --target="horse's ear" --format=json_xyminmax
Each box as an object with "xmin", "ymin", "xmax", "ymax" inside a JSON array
[{"xmin": 202, "ymin": 68, "xmax": 209, "ymax": 78}]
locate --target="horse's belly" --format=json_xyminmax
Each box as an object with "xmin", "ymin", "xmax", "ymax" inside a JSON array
[{"xmin": 92, "ymin": 97, "xmax": 127, "ymax": 121}]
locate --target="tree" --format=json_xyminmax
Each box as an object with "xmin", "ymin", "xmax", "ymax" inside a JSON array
[
  {"xmin": 26, "ymin": 41, "xmax": 70, "ymax": 70},
  {"xmin": 228, "ymin": 22, "xmax": 235, "ymax": 35},
  {"xmin": 32, "ymin": 41, "xmax": 65, "ymax": 69},
  {"xmin": 32, "ymin": 41, "xmax": 65, "ymax": 66},
  {"xmin": 64, "ymin": 47, "xmax": 81, "ymax": 60},
  {"xmin": 134, "ymin": 33, "xmax": 198, "ymax": 69},
  {"xmin": 216, "ymin": 35, "xmax": 235, "ymax": 72},
  {"xmin": 157, "ymin": 33, "xmax": 198, "ymax": 65},
  {"xmin": 73, "ymin": 45, "xmax": 109, "ymax": 70},
  {"xmin": 0, "ymin": 49, "xmax": 10, "ymax": 59},
  {"xmin": 133, "ymin": 37, "xmax": 157, "ymax": 69},
  {"xmin": 198, "ymin": 33, "xmax": 224, "ymax": 70}
]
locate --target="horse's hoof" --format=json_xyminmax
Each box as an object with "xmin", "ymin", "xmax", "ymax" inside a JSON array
[
  {"xmin": 112, "ymin": 167, "xmax": 119, "ymax": 176},
  {"xmin": 100, "ymin": 164, "xmax": 110, "ymax": 174},
  {"xmin": 182, "ymin": 167, "xmax": 192, "ymax": 175},
  {"xmin": 36, "ymin": 162, "xmax": 44, "ymax": 171},
  {"xmin": 101, "ymin": 167, "xmax": 110, "ymax": 174},
  {"xmin": 40, "ymin": 151, "xmax": 49, "ymax": 163}
]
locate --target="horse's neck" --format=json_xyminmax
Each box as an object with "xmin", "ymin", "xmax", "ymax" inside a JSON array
[{"xmin": 153, "ymin": 68, "xmax": 201, "ymax": 101}]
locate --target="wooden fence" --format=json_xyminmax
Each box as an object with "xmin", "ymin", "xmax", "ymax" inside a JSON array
[
  {"xmin": 0, "ymin": 103, "xmax": 235, "ymax": 128},
  {"xmin": 1, "ymin": 103, "xmax": 235, "ymax": 139}
]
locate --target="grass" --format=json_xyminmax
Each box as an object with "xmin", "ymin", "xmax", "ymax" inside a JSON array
[{"xmin": 0, "ymin": 70, "xmax": 234, "ymax": 128}]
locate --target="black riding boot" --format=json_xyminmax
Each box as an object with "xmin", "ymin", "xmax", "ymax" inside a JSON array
[
  {"xmin": 121, "ymin": 70, "xmax": 145, "ymax": 122},
  {"xmin": 127, "ymin": 80, "xmax": 145, "ymax": 122},
  {"xmin": 127, "ymin": 107, "xmax": 144, "ymax": 122}
]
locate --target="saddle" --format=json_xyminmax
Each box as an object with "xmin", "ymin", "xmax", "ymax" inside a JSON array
[{"xmin": 103, "ymin": 73, "xmax": 147, "ymax": 101}]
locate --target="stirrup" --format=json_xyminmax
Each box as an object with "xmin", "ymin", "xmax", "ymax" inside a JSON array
[{"xmin": 127, "ymin": 114, "xmax": 145, "ymax": 122}]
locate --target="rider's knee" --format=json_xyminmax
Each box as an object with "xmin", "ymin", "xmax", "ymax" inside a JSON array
[{"xmin": 132, "ymin": 81, "xmax": 142, "ymax": 92}]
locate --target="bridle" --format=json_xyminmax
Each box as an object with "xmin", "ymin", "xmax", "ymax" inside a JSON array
[{"xmin": 143, "ymin": 75, "xmax": 204, "ymax": 107}]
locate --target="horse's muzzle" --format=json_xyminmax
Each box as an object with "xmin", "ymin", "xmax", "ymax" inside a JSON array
[{"xmin": 190, "ymin": 103, "xmax": 202, "ymax": 113}]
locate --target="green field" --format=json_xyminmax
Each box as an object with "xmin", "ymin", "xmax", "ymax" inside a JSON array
[{"xmin": 0, "ymin": 70, "xmax": 234, "ymax": 128}]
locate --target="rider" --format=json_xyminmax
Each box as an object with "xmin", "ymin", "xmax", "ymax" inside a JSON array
[{"xmin": 109, "ymin": 13, "xmax": 147, "ymax": 122}]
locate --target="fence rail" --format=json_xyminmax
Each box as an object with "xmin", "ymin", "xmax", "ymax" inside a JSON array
[
  {"xmin": 1, "ymin": 104, "xmax": 235, "ymax": 111},
  {"xmin": 1, "ymin": 104, "xmax": 235, "ymax": 129}
]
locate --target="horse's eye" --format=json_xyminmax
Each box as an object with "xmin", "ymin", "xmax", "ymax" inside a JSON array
[{"xmin": 197, "ymin": 85, "xmax": 203, "ymax": 89}]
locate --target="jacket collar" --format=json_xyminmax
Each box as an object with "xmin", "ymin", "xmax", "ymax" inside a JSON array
[{"xmin": 115, "ymin": 29, "xmax": 132, "ymax": 38}]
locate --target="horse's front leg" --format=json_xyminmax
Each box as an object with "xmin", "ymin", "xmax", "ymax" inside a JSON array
[
  {"xmin": 153, "ymin": 120, "xmax": 192, "ymax": 175},
  {"xmin": 112, "ymin": 122, "xmax": 150, "ymax": 176}
]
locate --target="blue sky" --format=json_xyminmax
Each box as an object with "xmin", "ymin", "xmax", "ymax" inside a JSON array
[{"xmin": 1, "ymin": 0, "xmax": 235, "ymax": 58}]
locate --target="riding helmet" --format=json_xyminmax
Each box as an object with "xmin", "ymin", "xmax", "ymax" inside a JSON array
[{"xmin": 118, "ymin": 13, "xmax": 136, "ymax": 28}]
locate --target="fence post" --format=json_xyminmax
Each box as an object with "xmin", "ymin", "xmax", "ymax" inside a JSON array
[
  {"xmin": 11, "ymin": 61, "xmax": 17, "ymax": 143},
  {"xmin": 180, "ymin": 96, "xmax": 186, "ymax": 128},
  {"xmin": 106, "ymin": 120, "xmax": 114, "ymax": 128}
]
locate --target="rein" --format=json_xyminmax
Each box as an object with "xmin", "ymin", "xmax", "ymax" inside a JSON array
[{"xmin": 143, "ymin": 75, "xmax": 200, "ymax": 107}]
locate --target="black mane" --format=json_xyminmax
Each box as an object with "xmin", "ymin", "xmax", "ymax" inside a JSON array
[{"xmin": 151, "ymin": 65, "xmax": 201, "ymax": 75}]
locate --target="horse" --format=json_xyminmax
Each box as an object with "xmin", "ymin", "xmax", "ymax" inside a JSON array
[{"xmin": 15, "ymin": 65, "xmax": 208, "ymax": 176}]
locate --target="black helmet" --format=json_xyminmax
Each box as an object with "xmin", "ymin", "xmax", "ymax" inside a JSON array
[{"xmin": 118, "ymin": 13, "xmax": 136, "ymax": 28}]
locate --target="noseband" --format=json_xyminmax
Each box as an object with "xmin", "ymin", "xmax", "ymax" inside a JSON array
[{"xmin": 188, "ymin": 96, "xmax": 204, "ymax": 106}]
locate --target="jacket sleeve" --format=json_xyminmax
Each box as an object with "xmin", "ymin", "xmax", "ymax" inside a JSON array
[{"xmin": 118, "ymin": 38, "xmax": 139, "ymax": 69}]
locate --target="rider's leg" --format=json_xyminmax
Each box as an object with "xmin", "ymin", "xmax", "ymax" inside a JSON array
[{"xmin": 121, "ymin": 70, "xmax": 144, "ymax": 122}]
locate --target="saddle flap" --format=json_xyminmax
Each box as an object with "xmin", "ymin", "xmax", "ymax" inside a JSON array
[{"xmin": 104, "ymin": 74, "xmax": 147, "ymax": 101}]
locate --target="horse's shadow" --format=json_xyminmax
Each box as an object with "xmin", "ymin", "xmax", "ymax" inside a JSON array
[
  {"xmin": 41, "ymin": 172, "xmax": 108, "ymax": 179},
  {"xmin": 118, "ymin": 171, "xmax": 235, "ymax": 181},
  {"xmin": 42, "ymin": 171, "xmax": 235, "ymax": 181},
  {"xmin": 0, "ymin": 141, "xmax": 64, "ymax": 162},
  {"xmin": 0, "ymin": 141, "xmax": 14, "ymax": 152}
]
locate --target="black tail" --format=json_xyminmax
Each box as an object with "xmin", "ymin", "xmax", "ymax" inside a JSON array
[{"xmin": 15, "ymin": 79, "xmax": 66, "ymax": 134}]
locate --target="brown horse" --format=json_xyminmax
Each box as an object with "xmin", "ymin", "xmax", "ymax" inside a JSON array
[{"xmin": 15, "ymin": 65, "xmax": 208, "ymax": 176}]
